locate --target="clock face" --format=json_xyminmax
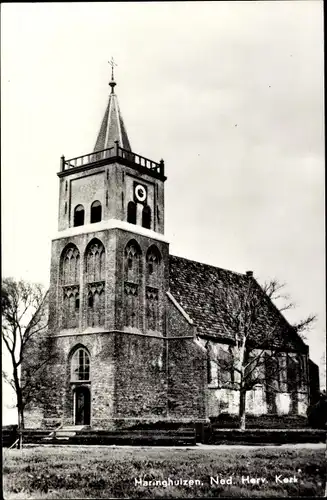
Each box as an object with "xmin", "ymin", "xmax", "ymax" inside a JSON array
[{"xmin": 134, "ymin": 183, "xmax": 147, "ymax": 203}]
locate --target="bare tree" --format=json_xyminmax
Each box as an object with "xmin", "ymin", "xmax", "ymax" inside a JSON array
[
  {"xmin": 211, "ymin": 276, "xmax": 316, "ymax": 430},
  {"xmin": 1, "ymin": 278, "xmax": 48, "ymax": 447}
]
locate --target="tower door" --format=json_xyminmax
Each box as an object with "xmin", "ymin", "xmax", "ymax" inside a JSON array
[{"xmin": 74, "ymin": 387, "xmax": 90, "ymax": 425}]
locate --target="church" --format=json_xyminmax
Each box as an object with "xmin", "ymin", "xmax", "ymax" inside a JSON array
[{"xmin": 23, "ymin": 68, "xmax": 315, "ymax": 430}]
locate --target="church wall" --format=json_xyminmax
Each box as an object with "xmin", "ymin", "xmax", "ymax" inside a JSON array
[
  {"xmin": 166, "ymin": 300, "xmax": 207, "ymax": 422},
  {"xmin": 114, "ymin": 332, "xmax": 167, "ymax": 420},
  {"xmin": 205, "ymin": 339, "xmax": 310, "ymax": 418}
]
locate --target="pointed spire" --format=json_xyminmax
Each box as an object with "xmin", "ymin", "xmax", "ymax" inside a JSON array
[{"xmin": 93, "ymin": 59, "xmax": 131, "ymax": 153}]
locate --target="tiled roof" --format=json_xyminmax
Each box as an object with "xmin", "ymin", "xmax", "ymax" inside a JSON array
[
  {"xmin": 169, "ymin": 254, "xmax": 307, "ymax": 352},
  {"xmin": 94, "ymin": 89, "xmax": 131, "ymax": 152}
]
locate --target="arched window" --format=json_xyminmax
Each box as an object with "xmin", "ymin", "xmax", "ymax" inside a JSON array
[
  {"xmin": 71, "ymin": 347, "xmax": 90, "ymax": 382},
  {"xmin": 61, "ymin": 245, "xmax": 80, "ymax": 285},
  {"xmin": 90, "ymin": 200, "xmax": 102, "ymax": 223},
  {"xmin": 124, "ymin": 240, "xmax": 141, "ymax": 328},
  {"xmin": 85, "ymin": 239, "xmax": 105, "ymax": 327},
  {"xmin": 61, "ymin": 244, "xmax": 80, "ymax": 329},
  {"xmin": 142, "ymin": 205, "xmax": 151, "ymax": 229},
  {"xmin": 146, "ymin": 246, "xmax": 161, "ymax": 280},
  {"xmin": 127, "ymin": 201, "xmax": 136, "ymax": 224},
  {"xmin": 74, "ymin": 205, "xmax": 85, "ymax": 227},
  {"xmin": 124, "ymin": 240, "xmax": 141, "ymax": 283},
  {"xmin": 86, "ymin": 239, "xmax": 105, "ymax": 283},
  {"xmin": 145, "ymin": 245, "xmax": 161, "ymax": 331}
]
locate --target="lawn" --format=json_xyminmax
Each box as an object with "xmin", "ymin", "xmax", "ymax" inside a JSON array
[{"xmin": 3, "ymin": 445, "xmax": 326, "ymax": 498}]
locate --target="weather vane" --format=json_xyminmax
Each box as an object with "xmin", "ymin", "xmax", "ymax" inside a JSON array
[{"xmin": 108, "ymin": 57, "xmax": 117, "ymax": 81}]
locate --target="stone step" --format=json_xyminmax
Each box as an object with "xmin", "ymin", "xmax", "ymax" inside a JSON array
[{"xmin": 43, "ymin": 425, "xmax": 87, "ymax": 440}]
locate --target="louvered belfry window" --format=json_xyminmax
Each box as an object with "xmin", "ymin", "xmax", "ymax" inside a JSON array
[
  {"xmin": 124, "ymin": 241, "xmax": 141, "ymax": 328},
  {"xmin": 74, "ymin": 205, "xmax": 85, "ymax": 227},
  {"xmin": 61, "ymin": 244, "xmax": 80, "ymax": 328},
  {"xmin": 86, "ymin": 239, "xmax": 105, "ymax": 327},
  {"xmin": 90, "ymin": 200, "xmax": 102, "ymax": 223}
]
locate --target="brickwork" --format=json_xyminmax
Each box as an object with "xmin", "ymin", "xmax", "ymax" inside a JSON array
[
  {"xmin": 58, "ymin": 162, "xmax": 165, "ymax": 234},
  {"xmin": 166, "ymin": 299, "xmax": 207, "ymax": 422}
]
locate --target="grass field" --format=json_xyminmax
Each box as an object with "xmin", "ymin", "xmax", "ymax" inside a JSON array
[{"xmin": 3, "ymin": 445, "xmax": 326, "ymax": 498}]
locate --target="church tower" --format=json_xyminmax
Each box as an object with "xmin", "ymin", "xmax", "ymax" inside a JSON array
[
  {"xmin": 24, "ymin": 63, "xmax": 207, "ymax": 430},
  {"xmin": 45, "ymin": 66, "xmax": 169, "ymax": 428}
]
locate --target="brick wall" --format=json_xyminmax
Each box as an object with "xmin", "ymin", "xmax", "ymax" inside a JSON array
[{"xmin": 166, "ymin": 298, "xmax": 207, "ymax": 422}]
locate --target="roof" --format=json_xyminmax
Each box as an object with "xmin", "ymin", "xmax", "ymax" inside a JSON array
[
  {"xmin": 93, "ymin": 83, "xmax": 131, "ymax": 152},
  {"xmin": 169, "ymin": 254, "xmax": 307, "ymax": 352}
]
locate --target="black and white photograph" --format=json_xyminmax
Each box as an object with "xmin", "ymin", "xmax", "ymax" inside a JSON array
[{"xmin": 2, "ymin": 1, "xmax": 326, "ymax": 498}]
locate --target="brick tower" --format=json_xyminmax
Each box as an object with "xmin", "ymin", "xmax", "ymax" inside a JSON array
[{"xmin": 32, "ymin": 66, "xmax": 207, "ymax": 429}]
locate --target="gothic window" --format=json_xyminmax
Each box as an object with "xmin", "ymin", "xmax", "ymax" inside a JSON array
[
  {"xmin": 61, "ymin": 245, "xmax": 80, "ymax": 285},
  {"xmin": 218, "ymin": 347, "xmax": 234, "ymax": 387},
  {"xmin": 298, "ymin": 355, "xmax": 307, "ymax": 390},
  {"xmin": 146, "ymin": 287, "xmax": 159, "ymax": 331},
  {"xmin": 145, "ymin": 245, "xmax": 161, "ymax": 332},
  {"xmin": 124, "ymin": 282, "xmax": 139, "ymax": 328},
  {"xmin": 87, "ymin": 282, "xmax": 105, "ymax": 327},
  {"xmin": 146, "ymin": 245, "xmax": 161, "ymax": 286},
  {"xmin": 142, "ymin": 205, "xmax": 151, "ymax": 229},
  {"xmin": 62, "ymin": 286, "xmax": 80, "ymax": 329},
  {"xmin": 127, "ymin": 201, "xmax": 136, "ymax": 224},
  {"xmin": 278, "ymin": 353, "xmax": 288, "ymax": 392},
  {"xmin": 71, "ymin": 347, "xmax": 90, "ymax": 382},
  {"xmin": 287, "ymin": 354, "xmax": 300, "ymax": 391},
  {"xmin": 85, "ymin": 239, "xmax": 105, "ymax": 327},
  {"xmin": 86, "ymin": 239, "xmax": 105, "ymax": 283},
  {"xmin": 124, "ymin": 240, "xmax": 141, "ymax": 283},
  {"xmin": 124, "ymin": 241, "xmax": 141, "ymax": 328},
  {"xmin": 90, "ymin": 200, "xmax": 102, "ymax": 223},
  {"xmin": 61, "ymin": 244, "xmax": 80, "ymax": 328},
  {"xmin": 74, "ymin": 205, "xmax": 85, "ymax": 227}
]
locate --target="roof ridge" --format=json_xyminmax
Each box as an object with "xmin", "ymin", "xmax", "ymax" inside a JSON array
[{"xmin": 169, "ymin": 253, "xmax": 246, "ymax": 278}]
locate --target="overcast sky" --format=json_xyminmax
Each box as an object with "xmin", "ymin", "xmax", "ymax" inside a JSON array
[{"xmin": 1, "ymin": 2, "xmax": 325, "ymax": 421}]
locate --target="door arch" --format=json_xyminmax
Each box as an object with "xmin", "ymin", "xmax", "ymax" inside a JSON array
[{"xmin": 74, "ymin": 386, "xmax": 91, "ymax": 425}]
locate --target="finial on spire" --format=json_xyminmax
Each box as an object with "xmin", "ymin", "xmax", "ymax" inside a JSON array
[{"xmin": 108, "ymin": 57, "xmax": 117, "ymax": 93}]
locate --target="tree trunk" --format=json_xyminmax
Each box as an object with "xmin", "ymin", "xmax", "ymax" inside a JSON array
[
  {"xmin": 238, "ymin": 332, "xmax": 247, "ymax": 430},
  {"xmin": 17, "ymin": 389, "xmax": 24, "ymax": 449},
  {"xmin": 239, "ymin": 390, "xmax": 247, "ymax": 430}
]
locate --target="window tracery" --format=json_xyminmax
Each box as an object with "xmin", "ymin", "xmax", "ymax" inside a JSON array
[
  {"xmin": 61, "ymin": 245, "xmax": 80, "ymax": 328},
  {"xmin": 145, "ymin": 246, "xmax": 161, "ymax": 331},
  {"xmin": 85, "ymin": 239, "xmax": 105, "ymax": 327},
  {"xmin": 123, "ymin": 241, "xmax": 141, "ymax": 328},
  {"xmin": 71, "ymin": 347, "xmax": 90, "ymax": 382}
]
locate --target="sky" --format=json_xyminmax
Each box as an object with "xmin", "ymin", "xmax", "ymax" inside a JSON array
[{"xmin": 1, "ymin": 1, "xmax": 325, "ymax": 422}]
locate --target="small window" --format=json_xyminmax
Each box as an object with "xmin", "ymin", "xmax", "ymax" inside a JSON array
[
  {"xmin": 71, "ymin": 348, "xmax": 90, "ymax": 382},
  {"xmin": 127, "ymin": 201, "xmax": 136, "ymax": 224},
  {"xmin": 74, "ymin": 205, "xmax": 85, "ymax": 227},
  {"xmin": 142, "ymin": 205, "xmax": 151, "ymax": 229},
  {"xmin": 90, "ymin": 200, "xmax": 102, "ymax": 223}
]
